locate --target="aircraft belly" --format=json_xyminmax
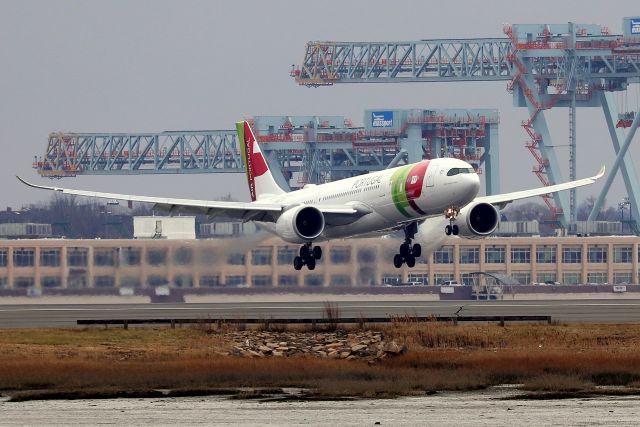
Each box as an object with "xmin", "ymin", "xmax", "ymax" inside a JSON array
[{"xmin": 322, "ymin": 212, "xmax": 392, "ymax": 240}]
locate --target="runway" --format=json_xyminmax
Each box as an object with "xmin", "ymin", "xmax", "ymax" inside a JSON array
[{"xmin": 1, "ymin": 298, "xmax": 640, "ymax": 328}]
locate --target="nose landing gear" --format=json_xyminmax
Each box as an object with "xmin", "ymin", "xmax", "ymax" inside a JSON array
[
  {"xmin": 393, "ymin": 222, "xmax": 422, "ymax": 268},
  {"xmin": 444, "ymin": 206, "xmax": 460, "ymax": 236},
  {"xmin": 293, "ymin": 242, "xmax": 322, "ymax": 270}
]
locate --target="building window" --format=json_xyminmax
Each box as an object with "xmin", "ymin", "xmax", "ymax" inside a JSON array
[
  {"xmin": 147, "ymin": 276, "xmax": 169, "ymax": 287},
  {"xmin": 121, "ymin": 276, "xmax": 141, "ymax": 288},
  {"xmin": 227, "ymin": 254, "xmax": 245, "ymax": 265},
  {"xmin": 459, "ymin": 247, "xmax": 479, "ymax": 264},
  {"xmin": 120, "ymin": 248, "xmax": 141, "ymax": 266},
  {"xmin": 251, "ymin": 247, "xmax": 273, "ymax": 266},
  {"xmin": 536, "ymin": 246, "xmax": 556, "ymax": 264},
  {"xmin": 485, "ymin": 246, "xmax": 505, "ymax": 264},
  {"xmin": 252, "ymin": 275, "xmax": 272, "ymax": 287},
  {"xmin": 94, "ymin": 276, "xmax": 115, "ymax": 288},
  {"xmin": 511, "ymin": 272, "xmax": 531, "ymax": 285},
  {"xmin": 433, "ymin": 246, "xmax": 454, "ymax": 264},
  {"xmin": 563, "ymin": 272, "xmax": 582, "ymax": 285},
  {"xmin": 277, "ymin": 247, "xmax": 296, "ymax": 265},
  {"xmin": 94, "ymin": 248, "xmax": 117, "ymax": 266},
  {"xmin": 330, "ymin": 274, "xmax": 351, "ymax": 286},
  {"xmin": 41, "ymin": 276, "xmax": 61, "ymax": 288},
  {"xmin": 511, "ymin": 247, "xmax": 531, "ymax": 264},
  {"xmin": 174, "ymin": 275, "xmax": 194, "ymax": 288},
  {"xmin": 434, "ymin": 273, "xmax": 455, "ymax": 285},
  {"xmin": 278, "ymin": 275, "xmax": 299, "ymax": 287},
  {"xmin": 587, "ymin": 272, "xmax": 608, "ymax": 284},
  {"xmin": 459, "ymin": 273, "xmax": 477, "ymax": 286},
  {"xmin": 408, "ymin": 273, "xmax": 429, "ymax": 285},
  {"xmin": 613, "ymin": 272, "xmax": 632, "ymax": 285},
  {"xmin": 536, "ymin": 272, "xmax": 557, "ymax": 284},
  {"xmin": 174, "ymin": 247, "xmax": 193, "ymax": 265},
  {"xmin": 330, "ymin": 246, "xmax": 351, "ymax": 264},
  {"xmin": 304, "ymin": 275, "xmax": 324, "ymax": 286},
  {"xmin": 13, "ymin": 248, "xmax": 35, "ymax": 267},
  {"xmin": 357, "ymin": 248, "xmax": 376, "ymax": 263},
  {"xmin": 68, "ymin": 248, "xmax": 88, "ymax": 267},
  {"xmin": 146, "ymin": 249, "xmax": 167, "ymax": 265},
  {"xmin": 562, "ymin": 247, "xmax": 582, "ymax": 264},
  {"xmin": 14, "ymin": 277, "xmax": 34, "ymax": 288},
  {"xmin": 0, "ymin": 277, "xmax": 7, "ymax": 288},
  {"xmin": 588, "ymin": 246, "xmax": 607, "ymax": 263},
  {"xmin": 614, "ymin": 246, "xmax": 633, "ymax": 263},
  {"xmin": 225, "ymin": 275, "xmax": 246, "ymax": 287},
  {"xmin": 382, "ymin": 274, "xmax": 401, "ymax": 286},
  {"xmin": 40, "ymin": 248, "xmax": 61, "ymax": 267},
  {"xmin": 0, "ymin": 249, "xmax": 7, "ymax": 267},
  {"xmin": 200, "ymin": 275, "xmax": 221, "ymax": 287}
]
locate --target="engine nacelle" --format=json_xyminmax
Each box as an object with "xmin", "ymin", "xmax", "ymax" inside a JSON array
[
  {"xmin": 456, "ymin": 202, "xmax": 499, "ymax": 238},
  {"xmin": 275, "ymin": 205, "xmax": 325, "ymax": 243}
]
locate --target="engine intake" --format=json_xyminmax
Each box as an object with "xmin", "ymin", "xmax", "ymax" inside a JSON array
[
  {"xmin": 276, "ymin": 205, "xmax": 325, "ymax": 243},
  {"xmin": 456, "ymin": 202, "xmax": 499, "ymax": 238}
]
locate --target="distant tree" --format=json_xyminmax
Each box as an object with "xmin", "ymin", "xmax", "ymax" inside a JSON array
[{"xmin": 502, "ymin": 202, "xmax": 550, "ymax": 221}]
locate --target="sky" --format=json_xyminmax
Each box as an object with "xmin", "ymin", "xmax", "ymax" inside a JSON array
[{"xmin": 1, "ymin": 0, "xmax": 639, "ymax": 210}]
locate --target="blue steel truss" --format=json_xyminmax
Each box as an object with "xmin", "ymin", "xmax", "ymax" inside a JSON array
[
  {"xmin": 291, "ymin": 39, "xmax": 513, "ymax": 84},
  {"xmin": 36, "ymin": 131, "xmax": 243, "ymax": 177}
]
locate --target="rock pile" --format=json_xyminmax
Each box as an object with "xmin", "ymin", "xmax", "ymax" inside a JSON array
[{"xmin": 227, "ymin": 330, "xmax": 407, "ymax": 362}]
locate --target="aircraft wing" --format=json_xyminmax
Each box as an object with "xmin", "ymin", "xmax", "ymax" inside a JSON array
[
  {"xmin": 16, "ymin": 176, "xmax": 358, "ymax": 222},
  {"xmin": 475, "ymin": 166, "xmax": 605, "ymax": 208}
]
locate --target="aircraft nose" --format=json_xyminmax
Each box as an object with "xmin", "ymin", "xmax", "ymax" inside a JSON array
[{"xmin": 464, "ymin": 171, "xmax": 480, "ymax": 199}]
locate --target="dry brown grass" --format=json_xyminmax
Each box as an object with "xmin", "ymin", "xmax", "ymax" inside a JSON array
[{"xmin": 3, "ymin": 323, "xmax": 640, "ymax": 400}]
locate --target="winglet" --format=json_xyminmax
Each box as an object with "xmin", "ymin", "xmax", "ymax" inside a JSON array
[
  {"xmin": 16, "ymin": 176, "xmax": 62, "ymax": 192},
  {"xmin": 596, "ymin": 164, "xmax": 606, "ymax": 179}
]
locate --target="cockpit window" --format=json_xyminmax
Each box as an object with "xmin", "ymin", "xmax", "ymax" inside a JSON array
[{"xmin": 446, "ymin": 167, "xmax": 476, "ymax": 176}]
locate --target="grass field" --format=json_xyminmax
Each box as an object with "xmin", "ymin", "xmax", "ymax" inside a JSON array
[{"xmin": 2, "ymin": 322, "xmax": 640, "ymax": 400}]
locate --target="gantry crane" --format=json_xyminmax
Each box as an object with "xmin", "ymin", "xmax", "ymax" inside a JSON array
[{"xmin": 291, "ymin": 19, "xmax": 640, "ymax": 227}]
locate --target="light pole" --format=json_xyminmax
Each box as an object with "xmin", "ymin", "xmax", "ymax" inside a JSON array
[{"xmin": 618, "ymin": 197, "xmax": 630, "ymax": 234}]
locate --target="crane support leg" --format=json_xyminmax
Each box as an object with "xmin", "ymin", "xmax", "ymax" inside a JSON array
[{"xmin": 588, "ymin": 92, "xmax": 640, "ymax": 225}]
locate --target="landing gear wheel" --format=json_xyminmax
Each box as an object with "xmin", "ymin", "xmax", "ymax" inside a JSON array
[
  {"xmin": 412, "ymin": 243, "xmax": 422, "ymax": 258},
  {"xmin": 312, "ymin": 246, "xmax": 322, "ymax": 260},
  {"xmin": 393, "ymin": 254, "xmax": 404, "ymax": 268},
  {"xmin": 452, "ymin": 225, "xmax": 459, "ymax": 235},
  {"xmin": 405, "ymin": 254, "xmax": 416, "ymax": 268},
  {"xmin": 400, "ymin": 243, "xmax": 410, "ymax": 257},
  {"xmin": 307, "ymin": 257, "xmax": 316, "ymax": 270},
  {"xmin": 300, "ymin": 245, "xmax": 310, "ymax": 258},
  {"xmin": 293, "ymin": 256, "xmax": 303, "ymax": 271},
  {"xmin": 445, "ymin": 225, "xmax": 452, "ymax": 236}
]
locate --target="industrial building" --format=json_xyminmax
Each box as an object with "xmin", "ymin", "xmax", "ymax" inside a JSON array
[{"xmin": 0, "ymin": 235, "xmax": 638, "ymax": 291}]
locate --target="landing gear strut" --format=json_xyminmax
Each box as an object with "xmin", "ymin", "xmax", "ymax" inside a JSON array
[
  {"xmin": 444, "ymin": 206, "xmax": 460, "ymax": 236},
  {"xmin": 293, "ymin": 242, "xmax": 322, "ymax": 270},
  {"xmin": 393, "ymin": 222, "xmax": 422, "ymax": 269}
]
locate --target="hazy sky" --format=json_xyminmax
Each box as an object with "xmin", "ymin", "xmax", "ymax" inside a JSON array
[{"xmin": 1, "ymin": 0, "xmax": 639, "ymax": 209}]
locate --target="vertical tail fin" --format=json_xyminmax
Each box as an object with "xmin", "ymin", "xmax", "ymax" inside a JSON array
[{"xmin": 236, "ymin": 121, "xmax": 286, "ymax": 201}]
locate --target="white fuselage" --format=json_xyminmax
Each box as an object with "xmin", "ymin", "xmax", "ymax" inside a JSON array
[{"xmin": 259, "ymin": 157, "xmax": 480, "ymax": 242}]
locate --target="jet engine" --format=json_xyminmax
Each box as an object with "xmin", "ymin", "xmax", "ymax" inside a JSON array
[
  {"xmin": 455, "ymin": 202, "xmax": 499, "ymax": 238},
  {"xmin": 275, "ymin": 205, "xmax": 325, "ymax": 243}
]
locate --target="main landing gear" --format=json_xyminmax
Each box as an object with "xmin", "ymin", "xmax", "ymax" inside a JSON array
[
  {"xmin": 393, "ymin": 222, "xmax": 422, "ymax": 268},
  {"xmin": 444, "ymin": 206, "xmax": 460, "ymax": 236},
  {"xmin": 293, "ymin": 242, "xmax": 322, "ymax": 270}
]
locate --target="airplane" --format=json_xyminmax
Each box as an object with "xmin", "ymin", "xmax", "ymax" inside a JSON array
[{"xmin": 18, "ymin": 121, "xmax": 605, "ymax": 271}]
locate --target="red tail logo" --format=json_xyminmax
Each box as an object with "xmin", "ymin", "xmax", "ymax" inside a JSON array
[{"xmin": 243, "ymin": 122, "xmax": 269, "ymax": 201}]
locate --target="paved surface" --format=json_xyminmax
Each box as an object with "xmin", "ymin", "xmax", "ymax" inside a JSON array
[
  {"xmin": 2, "ymin": 298, "xmax": 640, "ymax": 328},
  {"xmin": 2, "ymin": 389, "xmax": 640, "ymax": 426}
]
